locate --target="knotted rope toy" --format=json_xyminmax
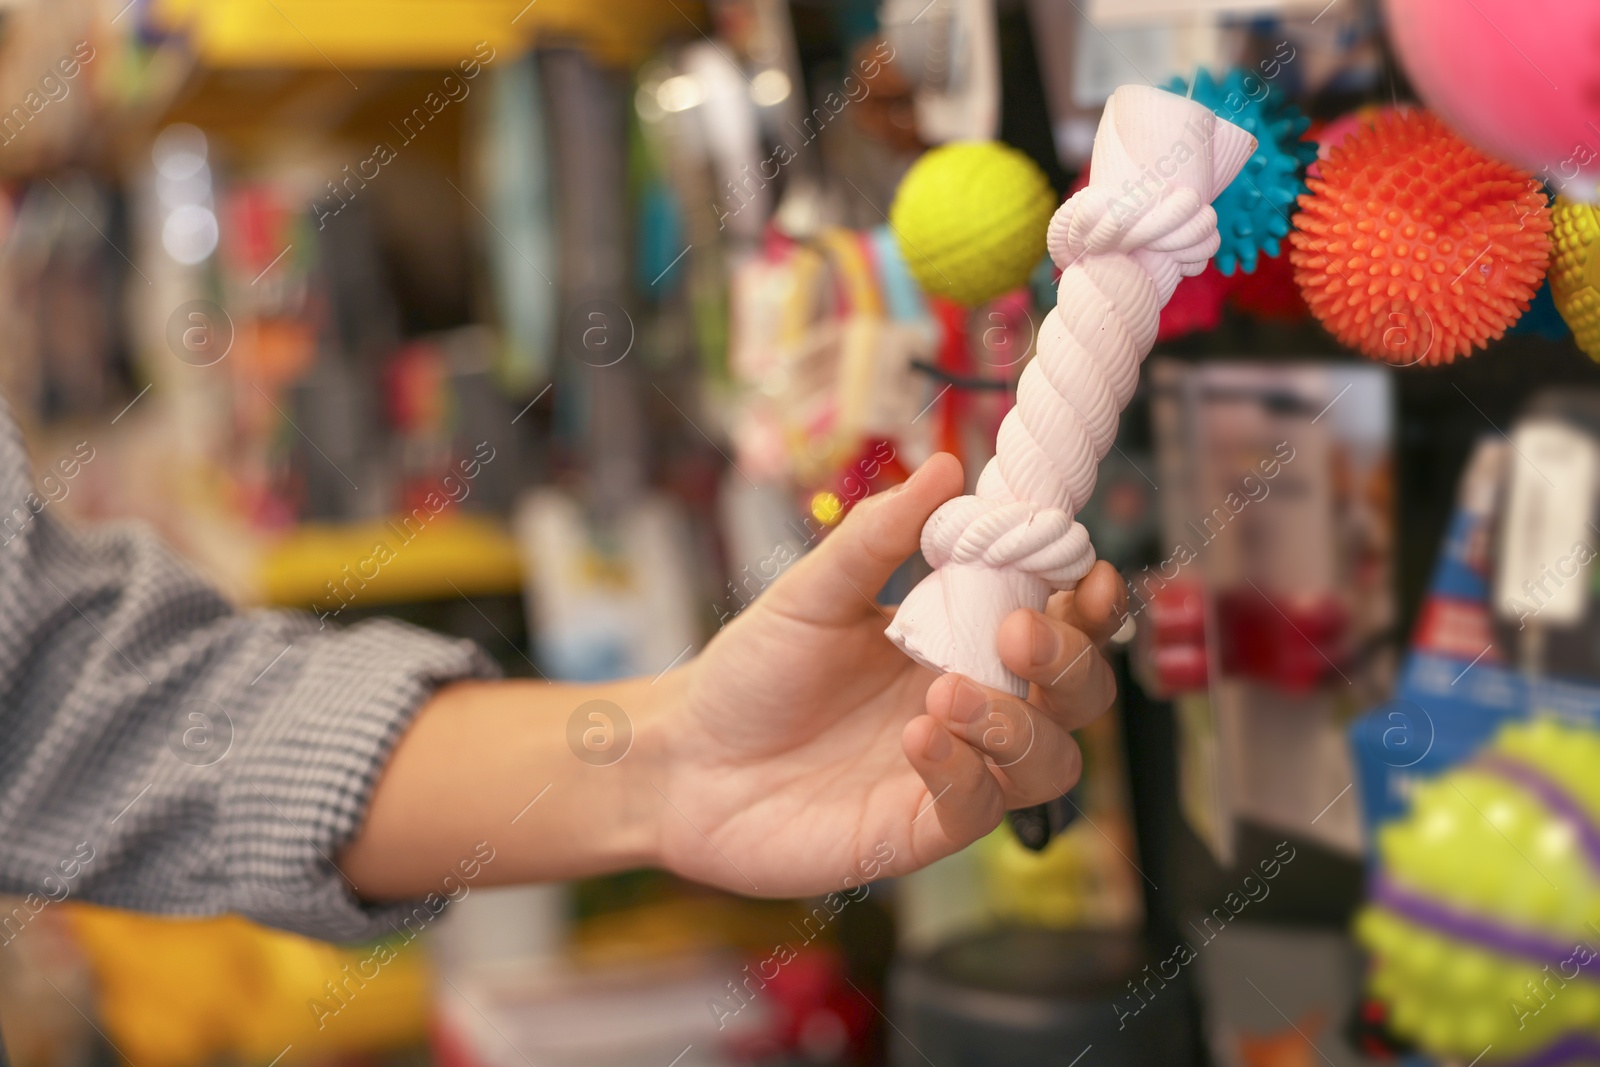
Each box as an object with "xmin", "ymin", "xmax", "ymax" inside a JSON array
[{"xmin": 886, "ymin": 85, "xmax": 1255, "ymax": 694}]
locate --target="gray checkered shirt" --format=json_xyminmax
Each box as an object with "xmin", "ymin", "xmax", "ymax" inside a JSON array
[{"xmin": 0, "ymin": 399, "xmax": 498, "ymax": 945}]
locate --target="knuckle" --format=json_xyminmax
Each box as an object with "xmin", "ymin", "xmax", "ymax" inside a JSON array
[
  {"xmin": 1006, "ymin": 741, "xmax": 1080, "ymax": 807},
  {"xmin": 979, "ymin": 789, "xmax": 1007, "ymax": 830},
  {"xmin": 1060, "ymin": 736, "xmax": 1084, "ymax": 780},
  {"xmin": 1098, "ymin": 675, "xmax": 1118, "ymax": 716},
  {"xmin": 974, "ymin": 700, "xmax": 1032, "ymax": 760},
  {"xmin": 1045, "ymin": 638, "xmax": 1097, "ymax": 692},
  {"xmin": 1009, "ymin": 772, "xmax": 1063, "ymax": 808},
  {"xmin": 846, "ymin": 486, "xmax": 887, "ymax": 522},
  {"xmin": 851, "ymin": 495, "xmax": 908, "ymax": 569},
  {"xmin": 1110, "ymin": 578, "xmax": 1131, "ymax": 614}
]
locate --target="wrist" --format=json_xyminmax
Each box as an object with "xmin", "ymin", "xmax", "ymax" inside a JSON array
[
  {"xmin": 343, "ymin": 667, "xmax": 692, "ymax": 899},
  {"xmin": 609, "ymin": 662, "xmax": 689, "ymax": 874}
]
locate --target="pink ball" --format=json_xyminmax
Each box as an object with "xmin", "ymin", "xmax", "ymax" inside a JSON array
[{"xmin": 1385, "ymin": 0, "xmax": 1600, "ymax": 199}]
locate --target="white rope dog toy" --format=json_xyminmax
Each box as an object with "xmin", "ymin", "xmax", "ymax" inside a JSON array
[{"xmin": 886, "ymin": 85, "xmax": 1256, "ymax": 694}]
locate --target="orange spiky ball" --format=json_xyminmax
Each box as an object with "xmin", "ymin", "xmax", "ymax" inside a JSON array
[{"xmin": 1289, "ymin": 110, "xmax": 1551, "ymax": 366}]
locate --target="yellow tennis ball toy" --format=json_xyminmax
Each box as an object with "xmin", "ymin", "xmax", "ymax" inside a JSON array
[
  {"xmin": 1549, "ymin": 197, "xmax": 1600, "ymax": 362},
  {"xmin": 888, "ymin": 141, "xmax": 1055, "ymax": 307}
]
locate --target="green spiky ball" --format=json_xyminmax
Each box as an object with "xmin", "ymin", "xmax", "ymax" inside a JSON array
[
  {"xmin": 1356, "ymin": 719, "xmax": 1600, "ymax": 1062},
  {"xmin": 888, "ymin": 142, "xmax": 1054, "ymax": 307}
]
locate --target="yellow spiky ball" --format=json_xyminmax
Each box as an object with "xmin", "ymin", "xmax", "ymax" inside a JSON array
[
  {"xmin": 1549, "ymin": 198, "xmax": 1600, "ymax": 362},
  {"xmin": 888, "ymin": 142, "xmax": 1055, "ymax": 307}
]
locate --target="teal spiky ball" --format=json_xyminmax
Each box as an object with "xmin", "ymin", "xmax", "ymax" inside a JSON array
[
  {"xmin": 1355, "ymin": 719, "xmax": 1600, "ymax": 1063},
  {"xmin": 1165, "ymin": 69, "xmax": 1315, "ymax": 276}
]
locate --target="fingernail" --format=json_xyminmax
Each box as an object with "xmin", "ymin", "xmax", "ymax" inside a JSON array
[
  {"xmin": 1030, "ymin": 615, "xmax": 1062, "ymax": 666},
  {"xmin": 923, "ymin": 725, "xmax": 952, "ymax": 761},
  {"xmin": 951, "ymin": 677, "xmax": 988, "ymax": 725}
]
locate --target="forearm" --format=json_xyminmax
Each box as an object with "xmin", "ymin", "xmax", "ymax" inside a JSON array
[
  {"xmin": 339, "ymin": 670, "xmax": 682, "ymax": 900},
  {"xmin": 0, "ymin": 398, "xmax": 500, "ymax": 939}
]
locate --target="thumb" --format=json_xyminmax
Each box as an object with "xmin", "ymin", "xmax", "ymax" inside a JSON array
[{"xmin": 763, "ymin": 453, "xmax": 963, "ymax": 626}]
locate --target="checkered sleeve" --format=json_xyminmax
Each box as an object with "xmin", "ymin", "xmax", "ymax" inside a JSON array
[{"xmin": 0, "ymin": 403, "xmax": 501, "ymax": 942}]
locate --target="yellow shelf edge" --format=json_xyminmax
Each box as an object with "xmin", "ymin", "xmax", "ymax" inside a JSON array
[{"xmin": 258, "ymin": 512, "xmax": 523, "ymax": 609}]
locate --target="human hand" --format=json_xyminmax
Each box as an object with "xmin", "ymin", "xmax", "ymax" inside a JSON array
[{"xmin": 644, "ymin": 453, "xmax": 1128, "ymax": 898}]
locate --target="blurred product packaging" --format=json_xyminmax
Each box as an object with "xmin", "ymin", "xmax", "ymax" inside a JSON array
[
  {"xmin": 1351, "ymin": 389, "xmax": 1600, "ymax": 839},
  {"xmin": 1143, "ymin": 361, "xmax": 1396, "ymax": 862}
]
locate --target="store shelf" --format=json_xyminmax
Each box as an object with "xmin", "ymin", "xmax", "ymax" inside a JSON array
[
  {"xmin": 257, "ymin": 512, "xmax": 523, "ymax": 608},
  {"xmin": 149, "ymin": 0, "xmax": 702, "ymax": 70}
]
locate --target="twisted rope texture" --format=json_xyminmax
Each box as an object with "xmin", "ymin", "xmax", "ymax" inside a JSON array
[{"xmin": 919, "ymin": 184, "xmax": 1222, "ymax": 588}]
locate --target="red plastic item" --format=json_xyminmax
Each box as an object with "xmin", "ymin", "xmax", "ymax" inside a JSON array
[
  {"xmin": 830, "ymin": 437, "xmax": 910, "ymax": 520},
  {"xmin": 383, "ymin": 340, "xmax": 449, "ymax": 433},
  {"xmin": 1216, "ymin": 586, "xmax": 1349, "ymax": 692},
  {"xmin": 1228, "ymin": 248, "xmax": 1307, "ymax": 322},
  {"xmin": 1411, "ymin": 595, "xmax": 1502, "ymax": 666},
  {"xmin": 1149, "ymin": 580, "xmax": 1207, "ymax": 644},
  {"xmin": 1152, "ymin": 644, "xmax": 1210, "ymax": 693},
  {"xmin": 931, "ymin": 296, "xmax": 970, "ymax": 461},
  {"xmin": 1157, "ymin": 263, "xmax": 1239, "ymax": 341},
  {"xmin": 1145, "ymin": 582, "xmax": 1210, "ymax": 694},
  {"xmin": 724, "ymin": 949, "xmax": 875, "ymax": 1063}
]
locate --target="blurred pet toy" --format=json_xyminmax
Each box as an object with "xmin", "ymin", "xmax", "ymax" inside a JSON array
[
  {"xmin": 1305, "ymin": 105, "xmax": 1396, "ymax": 179},
  {"xmin": 1357, "ymin": 718, "xmax": 1600, "ymax": 1064},
  {"xmin": 1157, "ymin": 263, "xmax": 1237, "ymax": 341},
  {"xmin": 1228, "ymin": 249, "xmax": 1307, "ymax": 322},
  {"xmin": 1507, "ymin": 278, "xmax": 1571, "ymax": 342},
  {"xmin": 888, "ymin": 141, "xmax": 1054, "ymax": 306},
  {"xmin": 1166, "ymin": 68, "xmax": 1316, "ymax": 276},
  {"xmin": 1548, "ymin": 197, "xmax": 1600, "ymax": 361},
  {"xmin": 1386, "ymin": 0, "xmax": 1600, "ymax": 201},
  {"xmin": 1290, "ymin": 110, "xmax": 1551, "ymax": 365}
]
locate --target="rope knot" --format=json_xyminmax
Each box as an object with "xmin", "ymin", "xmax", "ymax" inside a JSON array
[
  {"xmin": 920, "ymin": 495, "xmax": 1096, "ymax": 588},
  {"xmin": 1047, "ymin": 184, "xmax": 1221, "ymax": 302}
]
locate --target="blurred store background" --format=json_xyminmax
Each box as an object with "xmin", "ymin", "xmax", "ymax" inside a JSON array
[{"xmin": 0, "ymin": 1, "xmax": 1597, "ymax": 1066}]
